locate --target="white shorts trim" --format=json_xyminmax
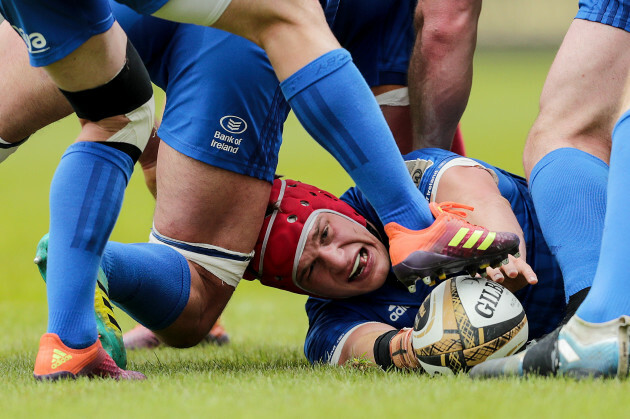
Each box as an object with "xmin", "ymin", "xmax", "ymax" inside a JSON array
[
  {"xmin": 152, "ymin": 0, "xmax": 232, "ymax": 26},
  {"xmin": 149, "ymin": 226, "xmax": 253, "ymax": 288},
  {"xmin": 375, "ymin": 87, "xmax": 409, "ymax": 107}
]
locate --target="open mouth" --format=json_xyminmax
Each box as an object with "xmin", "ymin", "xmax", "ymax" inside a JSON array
[{"xmin": 348, "ymin": 248, "xmax": 368, "ymax": 282}]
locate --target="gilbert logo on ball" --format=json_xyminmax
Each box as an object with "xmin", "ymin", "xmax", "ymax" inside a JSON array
[{"xmin": 412, "ymin": 276, "xmax": 528, "ymax": 376}]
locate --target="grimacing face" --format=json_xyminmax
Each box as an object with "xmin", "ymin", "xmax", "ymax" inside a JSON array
[{"xmin": 294, "ymin": 212, "xmax": 390, "ymax": 298}]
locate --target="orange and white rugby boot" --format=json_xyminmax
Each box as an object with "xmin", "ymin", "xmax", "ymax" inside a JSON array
[
  {"xmin": 33, "ymin": 333, "xmax": 145, "ymax": 381},
  {"xmin": 385, "ymin": 202, "xmax": 520, "ymax": 292}
]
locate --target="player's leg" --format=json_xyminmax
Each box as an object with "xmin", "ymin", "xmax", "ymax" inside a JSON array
[
  {"xmin": 530, "ymin": 100, "xmax": 630, "ymax": 378},
  {"xmin": 0, "ymin": 20, "xmax": 72, "ymax": 162},
  {"xmin": 408, "ymin": 0, "xmax": 482, "ymax": 150},
  {"xmin": 149, "ymin": 0, "xmax": 433, "ymax": 227},
  {"xmin": 44, "ymin": 24, "xmax": 153, "ymax": 354},
  {"xmin": 471, "ymin": 6, "xmax": 630, "ymax": 379},
  {"xmin": 104, "ymin": 24, "xmax": 279, "ymax": 351},
  {"xmin": 522, "ymin": 18, "xmax": 630, "ymax": 312},
  {"xmin": 37, "ymin": 148, "xmax": 270, "ymax": 354},
  {"xmin": 122, "ymin": 143, "xmax": 271, "ymax": 347},
  {"xmin": 576, "ymin": 86, "xmax": 630, "ymax": 324},
  {"xmin": 1, "ymin": 1, "xmax": 154, "ymax": 379},
  {"xmin": 333, "ymin": 0, "xmax": 467, "ymax": 156}
]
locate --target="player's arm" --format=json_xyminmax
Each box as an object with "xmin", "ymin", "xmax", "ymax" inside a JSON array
[
  {"xmin": 408, "ymin": 0, "xmax": 481, "ymax": 150},
  {"xmin": 372, "ymin": 85, "xmax": 466, "ymax": 156},
  {"xmin": 336, "ymin": 323, "xmax": 421, "ymax": 371},
  {"xmin": 435, "ymin": 165, "xmax": 537, "ymax": 292}
]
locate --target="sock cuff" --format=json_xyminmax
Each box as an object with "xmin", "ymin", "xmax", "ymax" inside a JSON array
[
  {"xmin": 530, "ymin": 147, "xmax": 607, "ymax": 189},
  {"xmin": 62, "ymin": 142, "xmax": 134, "ymax": 183},
  {"xmin": 280, "ymin": 49, "xmax": 352, "ymax": 101}
]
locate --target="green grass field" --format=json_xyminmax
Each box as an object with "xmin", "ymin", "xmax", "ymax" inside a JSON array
[{"xmin": 2, "ymin": 49, "xmax": 630, "ymax": 418}]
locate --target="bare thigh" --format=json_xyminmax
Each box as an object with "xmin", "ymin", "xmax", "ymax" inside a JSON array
[
  {"xmin": 524, "ymin": 19, "xmax": 630, "ymax": 177},
  {"xmin": 0, "ymin": 21, "xmax": 72, "ymax": 142},
  {"xmin": 153, "ymin": 142, "xmax": 270, "ymax": 251},
  {"xmin": 152, "ymin": 142, "xmax": 271, "ymax": 346}
]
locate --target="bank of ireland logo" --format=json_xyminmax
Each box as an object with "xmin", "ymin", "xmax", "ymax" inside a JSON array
[
  {"xmin": 12, "ymin": 25, "xmax": 49, "ymax": 54},
  {"xmin": 220, "ymin": 116, "xmax": 248, "ymax": 134}
]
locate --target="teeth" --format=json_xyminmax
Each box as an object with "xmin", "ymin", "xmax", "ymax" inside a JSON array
[
  {"xmin": 350, "ymin": 253, "xmax": 361, "ymax": 278},
  {"xmin": 350, "ymin": 250, "xmax": 368, "ymax": 280}
]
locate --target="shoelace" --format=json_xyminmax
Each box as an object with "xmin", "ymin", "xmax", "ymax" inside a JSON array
[{"xmin": 435, "ymin": 202, "xmax": 475, "ymax": 219}]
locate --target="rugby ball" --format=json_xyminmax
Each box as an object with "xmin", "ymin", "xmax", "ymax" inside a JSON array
[{"xmin": 412, "ymin": 276, "xmax": 528, "ymax": 375}]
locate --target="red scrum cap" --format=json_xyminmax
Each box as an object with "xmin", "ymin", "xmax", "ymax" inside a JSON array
[{"xmin": 243, "ymin": 178, "xmax": 367, "ymax": 295}]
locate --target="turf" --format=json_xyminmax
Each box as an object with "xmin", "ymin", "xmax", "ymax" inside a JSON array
[{"xmin": 2, "ymin": 49, "xmax": 630, "ymax": 418}]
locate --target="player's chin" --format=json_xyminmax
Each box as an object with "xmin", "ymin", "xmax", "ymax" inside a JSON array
[{"xmin": 347, "ymin": 260, "xmax": 388, "ymax": 296}]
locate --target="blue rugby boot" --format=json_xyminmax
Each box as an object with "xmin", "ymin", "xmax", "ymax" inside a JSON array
[
  {"xmin": 34, "ymin": 234, "xmax": 128, "ymax": 369},
  {"xmin": 469, "ymin": 315, "xmax": 630, "ymax": 379}
]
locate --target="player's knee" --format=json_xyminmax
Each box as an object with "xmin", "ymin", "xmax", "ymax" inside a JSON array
[
  {"xmin": 59, "ymin": 39, "xmax": 154, "ymax": 162},
  {"xmin": 160, "ymin": 324, "xmax": 210, "ymax": 348}
]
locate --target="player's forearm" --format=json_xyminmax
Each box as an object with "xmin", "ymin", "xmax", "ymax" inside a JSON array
[
  {"xmin": 337, "ymin": 323, "xmax": 396, "ymax": 366},
  {"xmin": 338, "ymin": 323, "xmax": 422, "ymax": 371},
  {"xmin": 465, "ymin": 194, "xmax": 527, "ymax": 258},
  {"xmin": 436, "ymin": 166, "xmax": 527, "ymax": 258},
  {"xmin": 408, "ymin": 49, "xmax": 473, "ymax": 150},
  {"xmin": 408, "ymin": 0, "xmax": 481, "ymax": 150}
]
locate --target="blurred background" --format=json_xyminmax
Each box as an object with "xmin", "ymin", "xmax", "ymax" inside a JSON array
[{"xmin": 478, "ymin": 0, "xmax": 575, "ymax": 48}]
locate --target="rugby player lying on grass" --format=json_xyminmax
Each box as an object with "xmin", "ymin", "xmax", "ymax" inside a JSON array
[
  {"xmin": 77, "ymin": 146, "xmax": 571, "ymax": 371},
  {"xmin": 241, "ymin": 148, "xmax": 570, "ymax": 369},
  {"xmin": 2, "ymin": 1, "xmax": 478, "ymax": 368}
]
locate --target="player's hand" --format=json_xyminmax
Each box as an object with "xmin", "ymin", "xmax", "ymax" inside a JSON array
[{"xmin": 485, "ymin": 254, "xmax": 537, "ymax": 293}]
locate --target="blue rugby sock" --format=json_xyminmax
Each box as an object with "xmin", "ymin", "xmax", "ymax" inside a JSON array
[
  {"xmin": 102, "ymin": 242, "xmax": 191, "ymax": 330},
  {"xmin": 578, "ymin": 110, "xmax": 630, "ymax": 323},
  {"xmin": 47, "ymin": 142, "xmax": 133, "ymax": 349},
  {"xmin": 281, "ymin": 49, "xmax": 432, "ymax": 229},
  {"xmin": 529, "ymin": 148, "xmax": 607, "ymax": 301}
]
